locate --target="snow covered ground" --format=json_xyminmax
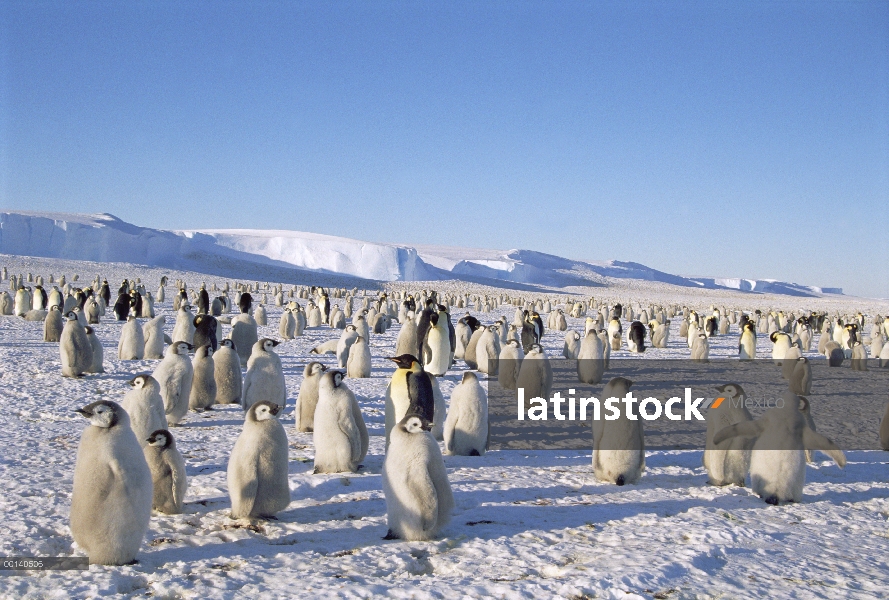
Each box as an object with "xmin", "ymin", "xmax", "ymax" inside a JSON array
[{"xmin": 1, "ymin": 256, "xmax": 888, "ymax": 599}]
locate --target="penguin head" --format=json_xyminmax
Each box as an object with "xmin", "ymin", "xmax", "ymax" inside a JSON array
[
  {"xmin": 221, "ymin": 338, "xmax": 235, "ymax": 350},
  {"xmin": 64, "ymin": 311, "xmax": 78, "ymax": 321},
  {"xmin": 197, "ymin": 344, "xmax": 212, "ymax": 358},
  {"xmin": 260, "ymin": 338, "xmax": 280, "ymax": 352},
  {"xmin": 250, "ymin": 400, "xmax": 282, "ymax": 421},
  {"xmin": 715, "ymin": 383, "xmax": 744, "ymax": 399},
  {"xmin": 171, "ymin": 341, "xmax": 192, "ymax": 355},
  {"xmin": 386, "ymin": 354, "xmax": 419, "ymax": 369},
  {"xmin": 322, "ymin": 370, "xmax": 346, "ymax": 388},
  {"xmin": 76, "ymin": 400, "xmax": 123, "ymax": 428},
  {"xmin": 400, "ymin": 414, "xmax": 432, "ymax": 433},
  {"xmin": 146, "ymin": 429, "xmax": 173, "ymax": 448},
  {"xmin": 128, "ymin": 374, "xmax": 155, "ymax": 389},
  {"xmin": 461, "ymin": 371, "xmax": 478, "ymax": 384},
  {"xmin": 345, "ymin": 324, "xmax": 357, "ymax": 332}
]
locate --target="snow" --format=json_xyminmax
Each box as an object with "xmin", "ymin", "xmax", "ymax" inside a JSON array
[
  {"xmin": 0, "ymin": 210, "xmax": 845, "ymax": 296},
  {"xmin": 0, "ymin": 255, "xmax": 888, "ymax": 598}
]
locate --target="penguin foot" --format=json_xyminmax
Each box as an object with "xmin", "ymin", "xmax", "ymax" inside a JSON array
[
  {"xmin": 356, "ymin": 465, "xmax": 365, "ymax": 471},
  {"xmin": 765, "ymin": 495, "xmax": 779, "ymax": 505},
  {"xmin": 383, "ymin": 529, "xmax": 399, "ymax": 540},
  {"xmin": 469, "ymin": 449, "xmax": 480, "ymax": 457},
  {"xmin": 615, "ymin": 475, "xmax": 626, "ymax": 486}
]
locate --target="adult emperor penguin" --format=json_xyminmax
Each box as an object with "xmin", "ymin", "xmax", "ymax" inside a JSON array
[
  {"xmin": 214, "ymin": 339, "xmax": 243, "ymax": 405},
  {"xmin": 295, "ymin": 362, "xmax": 328, "ymax": 432},
  {"xmin": 703, "ymin": 384, "xmax": 753, "ymax": 487},
  {"xmin": 346, "ymin": 335, "xmax": 372, "ymax": 378},
  {"xmin": 142, "ymin": 315, "xmax": 166, "ymax": 359},
  {"xmin": 384, "ymin": 354, "xmax": 436, "ymax": 448},
  {"xmin": 44, "ymin": 305, "xmax": 64, "ymax": 342},
  {"xmin": 444, "ymin": 371, "xmax": 489, "ymax": 456},
  {"xmin": 121, "ymin": 374, "xmax": 167, "ymax": 447},
  {"xmin": 84, "ymin": 326, "xmax": 105, "ymax": 374},
  {"xmin": 498, "ymin": 339, "xmax": 524, "ymax": 390},
  {"xmin": 192, "ymin": 314, "xmax": 218, "ymax": 352},
  {"xmin": 770, "ymin": 331, "xmax": 793, "ymax": 362},
  {"xmin": 382, "ymin": 414, "xmax": 454, "ymax": 541},
  {"xmin": 60, "ymin": 311, "xmax": 93, "ymax": 378},
  {"xmin": 71, "ymin": 401, "xmax": 152, "ymax": 565},
  {"xmin": 313, "ymin": 371, "xmax": 369, "ymax": 473},
  {"xmin": 627, "ymin": 321, "xmax": 646, "ymax": 353},
  {"xmin": 189, "ymin": 345, "xmax": 217, "ymax": 411},
  {"xmin": 227, "ymin": 401, "xmax": 290, "ymax": 520},
  {"xmin": 143, "ymin": 429, "xmax": 187, "ymax": 514},
  {"xmin": 591, "ymin": 377, "xmax": 645, "ymax": 485},
  {"xmin": 118, "ymin": 313, "xmax": 145, "ymax": 360},
  {"xmin": 152, "ymin": 341, "xmax": 194, "ymax": 426},
  {"xmin": 113, "ymin": 291, "xmax": 131, "ymax": 321},
  {"xmin": 422, "ymin": 306, "xmax": 452, "ymax": 376},
  {"xmin": 714, "ymin": 391, "xmax": 845, "ymax": 504},
  {"xmin": 739, "ymin": 321, "xmax": 757, "ymax": 360},
  {"xmin": 242, "ymin": 338, "xmax": 286, "ymax": 412},
  {"xmin": 577, "ymin": 329, "xmax": 606, "ymax": 385}
]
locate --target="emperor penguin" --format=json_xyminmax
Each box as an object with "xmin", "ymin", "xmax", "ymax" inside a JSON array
[
  {"xmin": 242, "ymin": 339, "xmax": 286, "ymax": 412},
  {"xmin": 577, "ymin": 329, "xmax": 606, "ymax": 385},
  {"xmin": 739, "ymin": 321, "xmax": 757, "ymax": 360},
  {"xmin": 121, "ymin": 374, "xmax": 167, "ymax": 447},
  {"xmin": 607, "ymin": 318, "xmax": 622, "ymax": 351},
  {"xmin": 13, "ymin": 285, "xmax": 31, "ymax": 316},
  {"xmin": 384, "ymin": 354, "xmax": 436, "ymax": 448},
  {"xmin": 770, "ymin": 331, "xmax": 793, "ymax": 362},
  {"xmin": 395, "ymin": 317, "xmax": 419, "ymax": 358},
  {"xmin": 118, "ymin": 313, "xmax": 145, "ymax": 360},
  {"xmin": 230, "ymin": 312, "xmax": 259, "ymax": 366},
  {"xmin": 780, "ymin": 344, "xmax": 802, "ymax": 380},
  {"xmin": 172, "ymin": 304, "xmax": 195, "ymax": 345},
  {"xmin": 498, "ymin": 339, "xmax": 524, "ymax": 390},
  {"xmin": 691, "ymin": 333, "xmax": 710, "ymax": 361},
  {"xmin": 463, "ymin": 326, "xmax": 486, "ymax": 370},
  {"xmin": 279, "ymin": 308, "xmax": 296, "ymax": 339},
  {"xmin": 144, "ymin": 429, "xmax": 187, "ymax": 514},
  {"xmin": 85, "ymin": 298, "xmax": 101, "ymax": 324},
  {"xmin": 650, "ymin": 320, "xmax": 670, "ymax": 349},
  {"xmin": 60, "ymin": 312, "xmax": 93, "ymax": 378},
  {"xmin": 44, "ymin": 305, "xmax": 64, "ymax": 342},
  {"xmin": 313, "ymin": 371, "xmax": 369, "ymax": 473},
  {"xmin": 563, "ymin": 330, "xmax": 581, "ymax": 359},
  {"xmin": 824, "ymin": 340, "xmax": 845, "ymax": 366},
  {"xmin": 703, "ymin": 384, "xmax": 753, "ymax": 486},
  {"xmin": 335, "ymin": 324, "xmax": 359, "ymax": 368},
  {"xmin": 346, "ymin": 335, "xmax": 372, "ymax": 378},
  {"xmin": 71, "ymin": 401, "xmax": 153, "ymax": 565},
  {"xmin": 714, "ymin": 391, "xmax": 845, "ymax": 504},
  {"xmin": 382, "ymin": 415, "xmax": 454, "ymax": 541},
  {"xmin": 476, "ymin": 325, "xmax": 501, "ymax": 376},
  {"xmin": 626, "ymin": 321, "xmax": 646, "ymax": 353},
  {"xmin": 80, "ymin": 326, "xmax": 104, "ymax": 375},
  {"xmin": 188, "ymin": 345, "xmax": 217, "ymax": 411},
  {"xmin": 454, "ymin": 315, "xmax": 473, "ymax": 359},
  {"xmin": 880, "ymin": 341, "xmax": 889, "ymax": 367},
  {"xmin": 192, "ymin": 314, "xmax": 218, "ymax": 352},
  {"xmin": 295, "ymin": 362, "xmax": 328, "ymax": 432},
  {"xmin": 789, "ymin": 356, "xmax": 812, "ymax": 395},
  {"xmin": 214, "ymin": 339, "xmax": 243, "ymax": 405},
  {"xmin": 227, "ymin": 401, "xmax": 291, "ymax": 519},
  {"xmin": 422, "ymin": 305, "xmax": 452, "ymax": 376},
  {"xmin": 142, "ymin": 315, "xmax": 166, "ymax": 359},
  {"xmin": 152, "ymin": 341, "xmax": 194, "ymax": 426},
  {"xmin": 592, "ymin": 377, "xmax": 644, "ymax": 485},
  {"xmin": 254, "ymin": 303, "xmax": 267, "ymax": 326},
  {"xmin": 444, "ymin": 371, "xmax": 489, "ymax": 456},
  {"xmin": 850, "ymin": 341, "xmax": 868, "ymax": 371},
  {"xmin": 515, "ymin": 344, "xmax": 553, "ymax": 412}
]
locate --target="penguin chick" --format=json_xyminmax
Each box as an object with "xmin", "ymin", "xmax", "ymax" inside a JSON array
[
  {"xmin": 312, "ymin": 371, "xmax": 369, "ymax": 473},
  {"xmin": 144, "ymin": 429, "xmax": 187, "ymax": 514},
  {"xmin": 382, "ymin": 415, "xmax": 454, "ymax": 541},
  {"xmin": 71, "ymin": 401, "xmax": 152, "ymax": 565},
  {"xmin": 227, "ymin": 401, "xmax": 290, "ymax": 519}
]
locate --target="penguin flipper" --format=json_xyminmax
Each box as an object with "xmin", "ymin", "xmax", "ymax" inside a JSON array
[
  {"xmin": 406, "ymin": 372, "xmax": 435, "ymax": 423},
  {"xmin": 802, "ymin": 428, "xmax": 846, "ymax": 468},
  {"xmin": 338, "ymin": 408, "xmax": 361, "ymax": 464},
  {"xmin": 713, "ymin": 419, "xmax": 764, "ymax": 445}
]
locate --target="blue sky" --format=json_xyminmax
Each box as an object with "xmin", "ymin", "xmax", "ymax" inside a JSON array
[{"xmin": 2, "ymin": 2, "xmax": 887, "ymax": 297}]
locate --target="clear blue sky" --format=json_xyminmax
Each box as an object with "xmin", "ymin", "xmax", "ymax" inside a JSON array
[{"xmin": 2, "ymin": 2, "xmax": 887, "ymax": 297}]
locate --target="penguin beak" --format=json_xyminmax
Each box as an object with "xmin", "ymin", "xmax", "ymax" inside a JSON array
[
  {"xmin": 75, "ymin": 407, "xmax": 91, "ymax": 417},
  {"xmin": 421, "ymin": 420, "xmax": 433, "ymax": 431},
  {"xmin": 128, "ymin": 377, "xmax": 138, "ymax": 387},
  {"xmin": 269, "ymin": 403, "xmax": 281, "ymax": 416}
]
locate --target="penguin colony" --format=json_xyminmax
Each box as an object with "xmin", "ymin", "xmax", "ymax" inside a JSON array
[{"xmin": 4, "ymin": 268, "xmax": 887, "ymax": 566}]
